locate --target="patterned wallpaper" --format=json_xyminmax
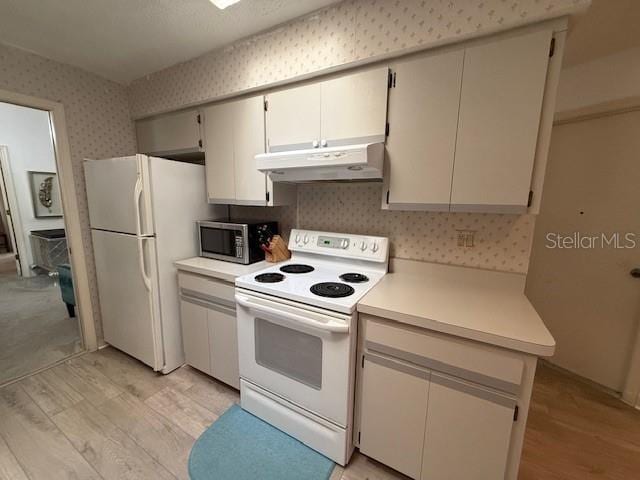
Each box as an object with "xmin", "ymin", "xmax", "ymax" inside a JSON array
[
  {"xmin": 233, "ymin": 184, "xmax": 535, "ymax": 273},
  {"xmin": 128, "ymin": 0, "xmax": 589, "ymax": 118},
  {"xmin": 0, "ymin": 43, "xmax": 137, "ymax": 340}
]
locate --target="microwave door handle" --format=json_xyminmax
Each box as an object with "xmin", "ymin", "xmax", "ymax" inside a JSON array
[{"xmin": 235, "ymin": 295, "xmax": 349, "ymax": 333}]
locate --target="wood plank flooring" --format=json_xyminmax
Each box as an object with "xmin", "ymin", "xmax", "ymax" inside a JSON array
[{"xmin": 0, "ymin": 347, "xmax": 639, "ymax": 479}]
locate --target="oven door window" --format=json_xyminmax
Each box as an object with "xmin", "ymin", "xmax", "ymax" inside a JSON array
[
  {"xmin": 201, "ymin": 228, "xmax": 239, "ymax": 257},
  {"xmin": 254, "ymin": 318, "xmax": 323, "ymax": 390}
]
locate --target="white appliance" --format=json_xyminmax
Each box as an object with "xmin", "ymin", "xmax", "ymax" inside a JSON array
[
  {"xmin": 255, "ymin": 143, "xmax": 384, "ymax": 182},
  {"xmin": 84, "ymin": 155, "xmax": 221, "ymax": 373},
  {"xmin": 235, "ymin": 229, "xmax": 389, "ymax": 464}
]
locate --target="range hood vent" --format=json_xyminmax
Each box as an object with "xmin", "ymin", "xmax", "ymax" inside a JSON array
[{"xmin": 256, "ymin": 143, "xmax": 384, "ymax": 183}]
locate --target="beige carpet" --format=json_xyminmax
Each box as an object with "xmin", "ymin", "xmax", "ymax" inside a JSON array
[{"xmin": 0, "ymin": 269, "xmax": 83, "ymax": 384}]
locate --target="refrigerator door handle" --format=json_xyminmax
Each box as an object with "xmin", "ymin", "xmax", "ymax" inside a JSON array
[
  {"xmin": 134, "ymin": 174, "xmax": 143, "ymax": 236},
  {"xmin": 137, "ymin": 237, "xmax": 152, "ymax": 292}
]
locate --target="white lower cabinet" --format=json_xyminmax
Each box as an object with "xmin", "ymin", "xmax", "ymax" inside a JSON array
[
  {"xmin": 359, "ymin": 355, "xmax": 429, "ymax": 479},
  {"xmin": 357, "ymin": 316, "xmax": 523, "ymax": 480},
  {"xmin": 178, "ymin": 272, "xmax": 240, "ymax": 389}
]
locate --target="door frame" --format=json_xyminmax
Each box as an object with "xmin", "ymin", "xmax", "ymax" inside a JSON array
[
  {"xmin": 0, "ymin": 88, "xmax": 98, "ymax": 350},
  {"xmin": 0, "ymin": 146, "xmax": 23, "ymax": 275}
]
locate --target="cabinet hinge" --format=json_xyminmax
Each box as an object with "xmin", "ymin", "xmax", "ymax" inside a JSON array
[
  {"xmin": 266, "ymin": 191, "xmax": 270, "ymax": 203},
  {"xmin": 14, "ymin": 254, "xmax": 19, "ymax": 261},
  {"xmin": 385, "ymin": 122, "xmax": 390, "ymax": 137},
  {"xmin": 386, "ymin": 190, "xmax": 390, "ymax": 204},
  {"xmin": 527, "ymin": 190, "xmax": 533, "ymax": 208},
  {"xmin": 387, "ymin": 71, "xmax": 396, "ymax": 88},
  {"xmin": 549, "ymin": 37, "xmax": 556, "ymax": 58},
  {"xmin": 513, "ymin": 405, "xmax": 519, "ymax": 422},
  {"xmin": 264, "ymin": 99, "xmax": 268, "ymax": 112},
  {"xmin": 196, "ymin": 114, "xmax": 201, "ymax": 124},
  {"xmin": 358, "ymin": 431, "xmax": 361, "ymax": 443},
  {"xmin": 361, "ymin": 354, "xmax": 365, "ymax": 368},
  {"xmin": 198, "ymin": 139, "xmax": 203, "ymax": 148},
  {"xmin": 5, "ymin": 209, "xmax": 9, "ymax": 216}
]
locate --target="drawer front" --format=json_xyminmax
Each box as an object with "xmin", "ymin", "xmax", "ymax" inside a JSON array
[
  {"xmin": 363, "ymin": 315, "xmax": 523, "ymax": 394},
  {"xmin": 178, "ymin": 272, "xmax": 235, "ymax": 305}
]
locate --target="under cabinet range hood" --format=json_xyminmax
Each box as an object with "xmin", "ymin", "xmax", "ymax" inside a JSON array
[{"xmin": 256, "ymin": 143, "xmax": 384, "ymax": 182}]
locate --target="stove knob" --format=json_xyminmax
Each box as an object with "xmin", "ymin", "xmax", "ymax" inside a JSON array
[
  {"xmin": 340, "ymin": 239, "xmax": 349, "ymax": 249},
  {"xmin": 360, "ymin": 241, "xmax": 367, "ymax": 252},
  {"xmin": 303, "ymin": 234, "xmax": 309, "ymax": 245},
  {"xmin": 371, "ymin": 242, "xmax": 379, "ymax": 253},
  {"xmin": 295, "ymin": 234, "xmax": 300, "ymax": 244}
]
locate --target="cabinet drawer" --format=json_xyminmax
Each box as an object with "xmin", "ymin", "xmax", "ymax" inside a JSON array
[
  {"xmin": 363, "ymin": 315, "xmax": 523, "ymax": 394},
  {"xmin": 177, "ymin": 272, "xmax": 235, "ymax": 305}
]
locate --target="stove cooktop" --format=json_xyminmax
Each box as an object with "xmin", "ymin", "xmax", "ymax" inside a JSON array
[{"xmin": 236, "ymin": 229, "xmax": 389, "ymax": 314}]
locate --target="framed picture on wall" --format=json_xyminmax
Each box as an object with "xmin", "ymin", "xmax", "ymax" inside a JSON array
[{"xmin": 28, "ymin": 171, "xmax": 63, "ymax": 218}]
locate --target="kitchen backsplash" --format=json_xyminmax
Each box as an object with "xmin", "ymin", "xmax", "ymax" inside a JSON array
[
  {"xmin": 128, "ymin": 0, "xmax": 589, "ymax": 118},
  {"xmin": 232, "ymin": 183, "xmax": 535, "ymax": 274}
]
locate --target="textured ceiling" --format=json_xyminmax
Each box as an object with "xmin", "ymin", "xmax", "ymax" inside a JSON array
[
  {"xmin": 0, "ymin": 0, "xmax": 339, "ymax": 84},
  {"xmin": 563, "ymin": 0, "xmax": 640, "ymax": 67}
]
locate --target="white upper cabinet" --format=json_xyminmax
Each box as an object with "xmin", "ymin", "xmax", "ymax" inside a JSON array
[
  {"xmin": 450, "ymin": 29, "xmax": 552, "ymax": 213},
  {"xmin": 203, "ymin": 96, "xmax": 295, "ymax": 206},
  {"xmin": 203, "ymin": 102, "xmax": 236, "ymax": 203},
  {"xmin": 266, "ymin": 83, "xmax": 321, "ymax": 151},
  {"xmin": 265, "ymin": 67, "xmax": 389, "ymax": 152},
  {"xmin": 320, "ymin": 67, "xmax": 389, "ymax": 147},
  {"xmin": 385, "ymin": 50, "xmax": 464, "ymax": 210},
  {"xmin": 136, "ymin": 110, "xmax": 202, "ymax": 157}
]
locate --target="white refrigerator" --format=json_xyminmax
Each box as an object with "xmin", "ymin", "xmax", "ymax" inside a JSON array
[{"xmin": 84, "ymin": 155, "xmax": 222, "ymax": 373}]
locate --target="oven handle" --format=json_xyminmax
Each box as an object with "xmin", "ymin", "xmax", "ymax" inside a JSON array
[{"xmin": 235, "ymin": 294, "xmax": 349, "ymax": 333}]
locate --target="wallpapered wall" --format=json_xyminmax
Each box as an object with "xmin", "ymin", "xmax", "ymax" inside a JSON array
[
  {"xmin": 128, "ymin": 0, "xmax": 589, "ymax": 118},
  {"xmin": 0, "ymin": 43, "xmax": 137, "ymax": 340},
  {"xmin": 132, "ymin": 0, "xmax": 588, "ymax": 274}
]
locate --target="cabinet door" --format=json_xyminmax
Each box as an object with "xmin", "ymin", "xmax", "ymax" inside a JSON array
[
  {"xmin": 386, "ymin": 50, "xmax": 463, "ymax": 210},
  {"xmin": 232, "ymin": 96, "xmax": 267, "ymax": 205},
  {"xmin": 450, "ymin": 29, "xmax": 552, "ymax": 212},
  {"xmin": 265, "ymin": 83, "xmax": 321, "ymax": 151},
  {"xmin": 203, "ymin": 102, "xmax": 236, "ymax": 202},
  {"xmin": 179, "ymin": 299, "xmax": 211, "ymax": 375},
  {"xmin": 421, "ymin": 373, "xmax": 516, "ymax": 480},
  {"xmin": 359, "ymin": 355, "xmax": 429, "ymax": 479},
  {"xmin": 207, "ymin": 305, "xmax": 240, "ymax": 389},
  {"xmin": 320, "ymin": 67, "xmax": 389, "ymax": 146},
  {"xmin": 136, "ymin": 110, "xmax": 201, "ymax": 155}
]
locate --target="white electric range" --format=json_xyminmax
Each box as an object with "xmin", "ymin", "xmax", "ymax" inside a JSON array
[{"xmin": 235, "ymin": 229, "xmax": 389, "ymax": 465}]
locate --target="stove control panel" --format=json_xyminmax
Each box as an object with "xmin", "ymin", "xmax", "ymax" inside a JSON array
[{"xmin": 289, "ymin": 229, "xmax": 389, "ymax": 262}]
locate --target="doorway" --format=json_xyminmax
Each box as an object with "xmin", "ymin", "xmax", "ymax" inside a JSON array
[
  {"xmin": 0, "ymin": 102, "xmax": 83, "ymax": 384},
  {"xmin": 526, "ymin": 108, "xmax": 640, "ymax": 397}
]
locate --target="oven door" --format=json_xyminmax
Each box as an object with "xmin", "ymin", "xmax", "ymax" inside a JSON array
[{"xmin": 235, "ymin": 289, "xmax": 355, "ymax": 427}]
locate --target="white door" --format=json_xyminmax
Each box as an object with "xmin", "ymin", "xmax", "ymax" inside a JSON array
[
  {"xmin": 84, "ymin": 155, "xmax": 154, "ymax": 235},
  {"xmin": 320, "ymin": 67, "xmax": 389, "ymax": 146},
  {"xmin": 232, "ymin": 96, "xmax": 267, "ymax": 205},
  {"xmin": 92, "ymin": 229, "xmax": 162, "ymax": 370},
  {"xmin": 359, "ymin": 355, "xmax": 430, "ymax": 479},
  {"xmin": 266, "ymin": 83, "xmax": 321, "ymax": 151},
  {"xmin": 451, "ymin": 29, "xmax": 552, "ymax": 212},
  {"xmin": 386, "ymin": 50, "xmax": 464, "ymax": 210},
  {"xmin": 208, "ymin": 305, "xmax": 240, "ymax": 389},
  {"xmin": 203, "ymin": 102, "xmax": 236, "ymax": 202},
  {"xmin": 136, "ymin": 109, "xmax": 202, "ymax": 156},
  {"xmin": 236, "ymin": 291, "xmax": 353, "ymax": 426},
  {"xmin": 421, "ymin": 373, "xmax": 516, "ymax": 480}
]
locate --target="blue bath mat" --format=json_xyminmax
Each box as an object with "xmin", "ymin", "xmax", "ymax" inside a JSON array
[{"xmin": 188, "ymin": 404, "xmax": 335, "ymax": 480}]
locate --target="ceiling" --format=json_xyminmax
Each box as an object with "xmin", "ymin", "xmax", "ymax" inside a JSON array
[
  {"xmin": 563, "ymin": 0, "xmax": 640, "ymax": 67},
  {"xmin": 0, "ymin": 0, "xmax": 339, "ymax": 84}
]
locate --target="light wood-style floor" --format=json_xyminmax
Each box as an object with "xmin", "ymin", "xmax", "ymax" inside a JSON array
[{"xmin": 0, "ymin": 348, "xmax": 638, "ymax": 480}]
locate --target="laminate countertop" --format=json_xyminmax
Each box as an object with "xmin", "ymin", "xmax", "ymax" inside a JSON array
[
  {"xmin": 175, "ymin": 257, "xmax": 268, "ymax": 283},
  {"xmin": 358, "ymin": 259, "xmax": 555, "ymax": 357}
]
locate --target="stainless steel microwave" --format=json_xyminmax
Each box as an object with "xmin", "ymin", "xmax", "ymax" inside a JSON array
[{"xmin": 197, "ymin": 220, "xmax": 278, "ymax": 264}]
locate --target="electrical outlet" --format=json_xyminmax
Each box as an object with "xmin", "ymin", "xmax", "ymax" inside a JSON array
[{"xmin": 456, "ymin": 230, "xmax": 476, "ymax": 248}]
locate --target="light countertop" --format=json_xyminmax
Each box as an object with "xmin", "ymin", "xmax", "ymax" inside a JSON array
[
  {"xmin": 175, "ymin": 257, "xmax": 268, "ymax": 283},
  {"xmin": 358, "ymin": 259, "xmax": 555, "ymax": 357}
]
